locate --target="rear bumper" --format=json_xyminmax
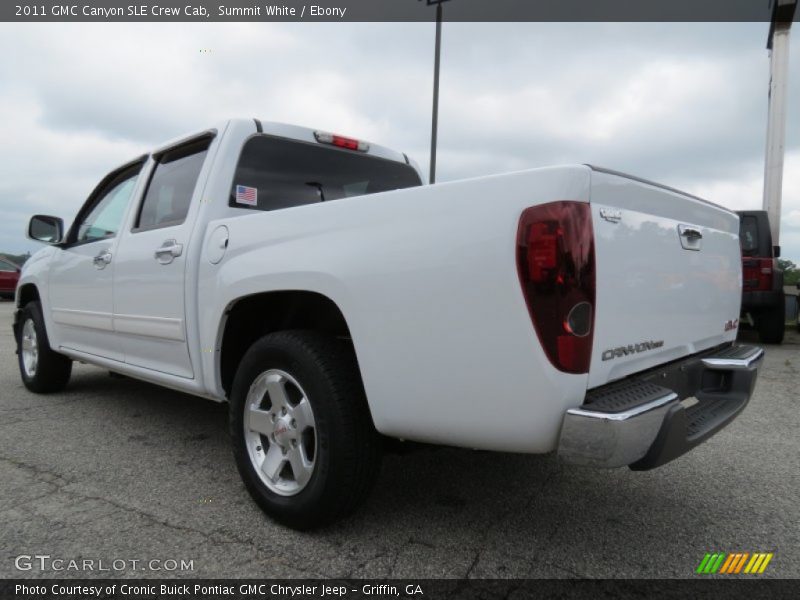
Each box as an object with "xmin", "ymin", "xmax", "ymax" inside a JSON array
[{"xmin": 557, "ymin": 344, "xmax": 763, "ymax": 470}]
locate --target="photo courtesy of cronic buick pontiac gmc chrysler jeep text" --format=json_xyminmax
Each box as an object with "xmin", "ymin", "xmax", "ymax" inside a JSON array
[{"xmin": 13, "ymin": 119, "xmax": 763, "ymax": 529}]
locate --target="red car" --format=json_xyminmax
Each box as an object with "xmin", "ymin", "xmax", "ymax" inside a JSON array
[{"xmin": 0, "ymin": 257, "xmax": 21, "ymax": 300}]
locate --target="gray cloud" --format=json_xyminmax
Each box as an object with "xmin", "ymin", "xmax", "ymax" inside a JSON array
[{"xmin": 0, "ymin": 22, "xmax": 798, "ymax": 261}]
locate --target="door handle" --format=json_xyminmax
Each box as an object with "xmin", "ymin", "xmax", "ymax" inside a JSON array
[
  {"xmin": 154, "ymin": 239, "xmax": 183, "ymax": 264},
  {"xmin": 678, "ymin": 225, "xmax": 703, "ymax": 251},
  {"xmin": 93, "ymin": 250, "xmax": 112, "ymax": 269}
]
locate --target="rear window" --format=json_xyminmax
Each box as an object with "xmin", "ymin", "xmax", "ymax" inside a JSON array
[
  {"xmin": 229, "ymin": 135, "xmax": 422, "ymax": 212},
  {"xmin": 739, "ymin": 215, "xmax": 759, "ymax": 254}
]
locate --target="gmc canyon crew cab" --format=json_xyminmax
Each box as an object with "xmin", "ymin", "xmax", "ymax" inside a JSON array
[{"xmin": 14, "ymin": 119, "xmax": 763, "ymax": 529}]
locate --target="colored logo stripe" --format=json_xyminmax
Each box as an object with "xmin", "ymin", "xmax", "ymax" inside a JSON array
[
  {"xmin": 697, "ymin": 552, "xmax": 773, "ymax": 575},
  {"xmin": 745, "ymin": 553, "xmax": 774, "ymax": 574},
  {"xmin": 719, "ymin": 553, "xmax": 749, "ymax": 574},
  {"xmin": 719, "ymin": 553, "xmax": 736, "ymax": 574},
  {"xmin": 697, "ymin": 553, "xmax": 726, "ymax": 574}
]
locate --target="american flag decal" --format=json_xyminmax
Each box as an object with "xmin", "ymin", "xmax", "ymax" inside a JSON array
[{"xmin": 235, "ymin": 185, "xmax": 258, "ymax": 206}]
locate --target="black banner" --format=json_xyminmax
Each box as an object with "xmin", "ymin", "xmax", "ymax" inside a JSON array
[
  {"xmin": 2, "ymin": 579, "xmax": 800, "ymax": 600},
  {"xmin": 2, "ymin": 0, "xmax": 799, "ymax": 23}
]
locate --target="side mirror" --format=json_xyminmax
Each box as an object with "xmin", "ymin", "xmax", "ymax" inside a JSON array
[
  {"xmin": 773, "ymin": 245, "xmax": 781, "ymax": 258},
  {"xmin": 28, "ymin": 215, "xmax": 64, "ymax": 244}
]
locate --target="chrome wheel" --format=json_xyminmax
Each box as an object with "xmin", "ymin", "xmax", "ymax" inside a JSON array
[
  {"xmin": 21, "ymin": 319, "xmax": 38, "ymax": 378},
  {"xmin": 244, "ymin": 369, "xmax": 317, "ymax": 496}
]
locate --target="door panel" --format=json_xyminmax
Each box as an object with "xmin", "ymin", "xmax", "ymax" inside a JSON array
[
  {"xmin": 49, "ymin": 241, "xmax": 120, "ymax": 360},
  {"xmin": 112, "ymin": 137, "xmax": 212, "ymax": 379},
  {"xmin": 112, "ymin": 223, "xmax": 194, "ymax": 377},
  {"xmin": 48, "ymin": 162, "xmax": 144, "ymax": 361}
]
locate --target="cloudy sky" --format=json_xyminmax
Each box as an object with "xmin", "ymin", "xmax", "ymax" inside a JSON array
[{"xmin": 1, "ymin": 22, "xmax": 798, "ymax": 261}]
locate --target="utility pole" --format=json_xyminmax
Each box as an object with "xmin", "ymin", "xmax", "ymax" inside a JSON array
[
  {"xmin": 421, "ymin": 0, "xmax": 450, "ymax": 184},
  {"xmin": 763, "ymin": 0, "xmax": 797, "ymax": 249}
]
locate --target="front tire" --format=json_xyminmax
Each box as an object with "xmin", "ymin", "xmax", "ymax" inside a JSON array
[
  {"xmin": 17, "ymin": 301, "xmax": 72, "ymax": 393},
  {"xmin": 230, "ymin": 330, "xmax": 381, "ymax": 530}
]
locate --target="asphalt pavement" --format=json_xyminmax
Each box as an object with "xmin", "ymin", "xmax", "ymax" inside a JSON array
[{"xmin": 1, "ymin": 299, "xmax": 798, "ymax": 579}]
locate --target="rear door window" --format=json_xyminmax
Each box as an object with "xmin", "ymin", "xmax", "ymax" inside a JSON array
[
  {"xmin": 135, "ymin": 137, "xmax": 211, "ymax": 231},
  {"xmin": 229, "ymin": 135, "xmax": 422, "ymax": 212}
]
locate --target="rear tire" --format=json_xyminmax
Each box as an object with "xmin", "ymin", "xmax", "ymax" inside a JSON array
[
  {"xmin": 229, "ymin": 330, "xmax": 381, "ymax": 530},
  {"xmin": 757, "ymin": 298, "xmax": 785, "ymax": 344},
  {"xmin": 17, "ymin": 301, "xmax": 72, "ymax": 393}
]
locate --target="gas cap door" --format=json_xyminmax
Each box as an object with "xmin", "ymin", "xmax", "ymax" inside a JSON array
[{"xmin": 206, "ymin": 225, "xmax": 229, "ymax": 264}]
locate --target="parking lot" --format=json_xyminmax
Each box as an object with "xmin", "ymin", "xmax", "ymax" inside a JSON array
[{"xmin": 1, "ymin": 298, "xmax": 798, "ymax": 579}]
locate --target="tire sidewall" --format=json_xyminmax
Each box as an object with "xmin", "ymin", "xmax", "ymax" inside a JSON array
[
  {"xmin": 16, "ymin": 300, "xmax": 71, "ymax": 393},
  {"xmin": 757, "ymin": 301, "xmax": 786, "ymax": 344},
  {"xmin": 230, "ymin": 337, "xmax": 340, "ymax": 523},
  {"xmin": 18, "ymin": 302, "xmax": 44, "ymax": 386}
]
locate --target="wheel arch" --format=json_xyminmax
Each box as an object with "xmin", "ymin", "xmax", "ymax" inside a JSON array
[
  {"xmin": 218, "ymin": 290, "xmax": 359, "ymax": 398},
  {"xmin": 13, "ymin": 283, "xmax": 42, "ymax": 343},
  {"xmin": 16, "ymin": 282, "xmax": 40, "ymax": 308}
]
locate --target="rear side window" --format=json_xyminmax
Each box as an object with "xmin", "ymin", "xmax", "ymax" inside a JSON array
[
  {"xmin": 135, "ymin": 137, "xmax": 211, "ymax": 230},
  {"xmin": 229, "ymin": 135, "xmax": 422, "ymax": 212},
  {"xmin": 739, "ymin": 215, "xmax": 759, "ymax": 254}
]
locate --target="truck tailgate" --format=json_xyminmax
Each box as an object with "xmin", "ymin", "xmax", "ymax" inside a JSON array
[{"xmin": 588, "ymin": 168, "xmax": 741, "ymax": 389}]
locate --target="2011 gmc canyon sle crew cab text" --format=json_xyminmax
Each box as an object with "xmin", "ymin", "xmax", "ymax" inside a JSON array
[{"xmin": 14, "ymin": 119, "xmax": 763, "ymax": 529}]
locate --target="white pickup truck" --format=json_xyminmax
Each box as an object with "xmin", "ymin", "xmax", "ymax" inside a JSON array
[{"xmin": 15, "ymin": 119, "xmax": 763, "ymax": 529}]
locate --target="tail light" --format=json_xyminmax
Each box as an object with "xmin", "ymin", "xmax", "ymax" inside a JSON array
[
  {"xmin": 742, "ymin": 257, "xmax": 775, "ymax": 291},
  {"xmin": 314, "ymin": 130, "xmax": 370, "ymax": 152},
  {"xmin": 516, "ymin": 201, "xmax": 596, "ymax": 374}
]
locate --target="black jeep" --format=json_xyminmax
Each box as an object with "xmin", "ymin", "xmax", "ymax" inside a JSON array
[{"xmin": 738, "ymin": 210, "xmax": 785, "ymax": 344}]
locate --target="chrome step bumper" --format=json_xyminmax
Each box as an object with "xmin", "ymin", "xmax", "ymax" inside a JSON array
[{"xmin": 558, "ymin": 344, "xmax": 764, "ymax": 470}]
